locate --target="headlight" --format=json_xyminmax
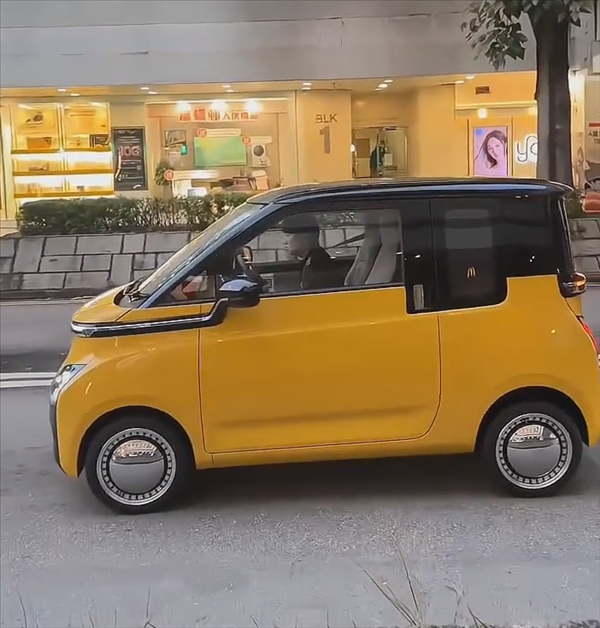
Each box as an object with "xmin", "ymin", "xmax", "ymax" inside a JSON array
[{"xmin": 50, "ymin": 364, "xmax": 86, "ymax": 405}]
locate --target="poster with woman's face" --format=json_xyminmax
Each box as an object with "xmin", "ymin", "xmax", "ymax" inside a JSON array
[{"xmin": 473, "ymin": 126, "xmax": 509, "ymax": 177}]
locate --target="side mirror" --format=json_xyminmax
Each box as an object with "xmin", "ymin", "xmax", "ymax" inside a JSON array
[{"xmin": 218, "ymin": 278, "xmax": 261, "ymax": 308}]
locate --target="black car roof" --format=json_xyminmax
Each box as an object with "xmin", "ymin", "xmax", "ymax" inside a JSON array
[{"xmin": 249, "ymin": 178, "xmax": 571, "ymax": 205}]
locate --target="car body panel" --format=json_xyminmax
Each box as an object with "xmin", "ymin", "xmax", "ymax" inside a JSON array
[{"xmin": 199, "ymin": 286, "xmax": 441, "ymax": 453}]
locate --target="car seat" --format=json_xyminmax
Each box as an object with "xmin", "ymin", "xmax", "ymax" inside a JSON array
[{"xmin": 344, "ymin": 210, "xmax": 401, "ymax": 286}]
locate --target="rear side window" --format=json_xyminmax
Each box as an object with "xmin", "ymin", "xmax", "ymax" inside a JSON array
[
  {"xmin": 500, "ymin": 196, "xmax": 561, "ymax": 277},
  {"xmin": 433, "ymin": 200, "xmax": 506, "ymax": 310},
  {"xmin": 432, "ymin": 195, "xmax": 565, "ymax": 311}
]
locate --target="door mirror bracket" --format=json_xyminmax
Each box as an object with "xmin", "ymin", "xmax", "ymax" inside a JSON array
[{"xmin": 218, "ymin": 278, "xmax": 261, "ymax": 309}]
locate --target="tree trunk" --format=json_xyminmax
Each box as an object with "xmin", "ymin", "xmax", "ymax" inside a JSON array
[{"xmin": 529, "ymin": 12, "xmax": 573, "ymax": 186}]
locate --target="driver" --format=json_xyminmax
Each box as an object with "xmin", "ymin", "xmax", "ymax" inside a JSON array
[{"xmin": 281, "ymin": 213, "xmax": 341, "ymax": 291}]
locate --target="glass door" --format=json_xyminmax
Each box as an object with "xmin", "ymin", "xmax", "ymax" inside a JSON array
[{"xmin": 352, "ymin": 127, "xmax": 408, "ymax": 179}]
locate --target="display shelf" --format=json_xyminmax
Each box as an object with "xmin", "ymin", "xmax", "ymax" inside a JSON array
[
  {"xmin": 11, "ymin": 148, "xmax": 62, "ymax": 155},
  {"xmin": 12, "ymin": 147, "xmax": 111, "ymax": 155},
  {"xmin": 15, "ymin": 190, "xmax": 115, "ymax": 200},
  {"xmin": 63, "ymin": 147, "xmax": 111, "ymax": 153},
  {"xmin": 9, "ymin": 102, "xmax": 115, "ymax": 205},
  {"xmin": 14, "ymin": 169, "xmax": 113, "ymax": 177}
]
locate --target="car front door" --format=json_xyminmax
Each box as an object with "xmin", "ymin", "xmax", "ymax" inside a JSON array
[{"xmin": 198, "ymin": 197, "xmax": 441, "ymax": 454}]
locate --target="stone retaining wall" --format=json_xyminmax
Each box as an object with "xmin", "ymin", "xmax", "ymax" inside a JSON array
[{"xmin": 1, "ymin": 218, "xmax": 599, "ymax": 298}]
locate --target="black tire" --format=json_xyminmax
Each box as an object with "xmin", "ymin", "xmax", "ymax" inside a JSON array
[
  {"xmin": 84, "ymin": 414, "xmax": 194, "ymax": 514},
  {"xmin": 480, "ymin": 400, "xmax": 583, "ymax": 498}
]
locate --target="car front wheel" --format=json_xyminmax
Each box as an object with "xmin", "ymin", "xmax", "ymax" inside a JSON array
[
  {"xmin": 84, "ymin": 415, "xmax": 194, "ymax": 514},
  {"xmin": 481, "ymin": 401, "xmax": 583, "ymax": 498}
]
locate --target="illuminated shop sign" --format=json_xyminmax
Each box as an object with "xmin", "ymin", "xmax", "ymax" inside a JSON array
[{"xmin": 515, "ymin": 134, "xmax": 538, "ymax": 164}]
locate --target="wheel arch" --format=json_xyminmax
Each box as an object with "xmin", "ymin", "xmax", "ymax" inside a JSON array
[
  {"xmin": 475, "ymin": 386, "xmax": 589, "ymax": 451},
  {"xmin": 76, "ymin": 405, "xmax": 195, "ymax": 475}
]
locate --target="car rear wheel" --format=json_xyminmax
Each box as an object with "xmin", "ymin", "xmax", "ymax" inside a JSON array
[
  {"xmin": 84, "ymin": 415, "xmax": 194, "ymax": 514},
  {"xmin": 481, "ymin": 401, "xmax": 583, "ymax": 498}
]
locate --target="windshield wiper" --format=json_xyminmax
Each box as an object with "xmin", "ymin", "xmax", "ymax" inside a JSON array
[{"xmin": 122, "ymin": 278, "xmax": 150, "ymax": 302}]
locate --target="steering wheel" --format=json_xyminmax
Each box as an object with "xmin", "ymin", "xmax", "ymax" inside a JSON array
[{"xmin": 234, "ymin": 246, "xmax": 265, "ymax": 288}]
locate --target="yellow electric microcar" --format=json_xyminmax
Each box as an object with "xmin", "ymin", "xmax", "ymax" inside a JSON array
[{"xmin": 50, "ymin": 179, "xmax": 600, "ymax": 513}]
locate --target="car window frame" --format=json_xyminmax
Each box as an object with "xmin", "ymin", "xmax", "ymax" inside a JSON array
[
  {"xmin": 150, "ymin": 193, "xmax": 409, "ymax": 308},
  {"xmin": 431, "ymin": 195, "xmax": 509, "ymax": 312}
]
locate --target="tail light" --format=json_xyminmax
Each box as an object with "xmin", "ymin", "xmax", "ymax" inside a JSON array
[
  {"xmin": 578, "ymin": 316, "xmax": 599, "ymax": 355},
  {"xmin": 559, "ymin": 271, "xmax": 587, "ymax": 298}
]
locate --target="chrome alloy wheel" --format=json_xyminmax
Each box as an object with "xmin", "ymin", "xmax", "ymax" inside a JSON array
[
  {"xmin": 494, "ymin": 413, "xmax": 573, "ymax": 491},
  {"xmin": 95, "ymin": 428, "xmax": 177, "ymax": 507}
]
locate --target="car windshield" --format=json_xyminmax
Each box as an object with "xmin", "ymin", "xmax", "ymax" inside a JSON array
[{"xmin": 135, "ymin": 200, "xmax": 264, "ymax": 297}]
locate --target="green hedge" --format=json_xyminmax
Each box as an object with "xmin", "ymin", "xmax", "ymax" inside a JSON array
[{"xmin": 16, "ymin": 193, "xmax": 254, "ymax": 235}]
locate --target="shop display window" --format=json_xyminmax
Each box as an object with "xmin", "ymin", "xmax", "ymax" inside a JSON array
[
  {"xmin": 11, "ymin": 104, "xmax": 61, "ymax": 152},
  {"xmin": 150, "ymin": 97, "xmax": 290, "ymax": 196},
  {"xmin": 63, "ymin": 103, "xmax": 110, "ymax": 150},
  {"xmin": 9, "ymin": 102, "xmax": 114, "ymax": 203}
]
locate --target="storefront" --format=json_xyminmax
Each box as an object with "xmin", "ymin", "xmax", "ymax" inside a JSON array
[
  {"xmin": 0, "ymin": 70, "xmax": 590, "ymax": 232},
  {"xmin": 145, "ymin": 94, "xmax": 297, "ymax": 196}
]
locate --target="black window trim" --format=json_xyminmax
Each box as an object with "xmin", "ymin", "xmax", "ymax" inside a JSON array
[
  {"xmin": 427, "ymin": 191, "xmax": 571, "ymax": 313},
  {"xmin": 142, "ymin": 186, "xmax": 569, "ymax": 310},
  {"xmin": 149, "ymin": 194, "xmax": 410, "ymax": 308}
]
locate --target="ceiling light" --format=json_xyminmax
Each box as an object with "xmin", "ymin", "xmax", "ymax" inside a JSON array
[
  {"xmin": 465, "ymin": 75, "xmax": 475, "ymax": 80},
  {"xmin": 222, "ymin": 84, "xmax": 231, "ymax": 88},
  {"xmin": 70, "ymin": 93, "xmax": 80, "ymax": 97},
  {"xmin": 176, "ymin": 101, "xmax": 191, "ymax": 113},
  {"xmin": 477, "ymin": 107, "xmax": 488, "ymax": 119},
  {"xmin": 212, "ymin": 100, "xmax": 227, "ymax": 113},
  {"xmin": 455, "ymin": 80, "xmax": 465, "ymax": 84},
  {"xmin": 302, "ymin": 87, "xmax": 311, "ymax": 91},
  {"xmin": 384, "ymin": 79, "xmax": 393, "ymax": 84},
  {"xmin": 148, "ymin": 91, "xmax": 158, "ymax": 95},
  {"xmin": 57, "ymin": 88, "xmax": 67, "ymax": 92},
  {"xmin": 375, "ymin": 87, "xmax": 382, "ymax": 91},
  {"xmin": 140, "ymin": 86, "xmax": 150, "ymax": 91},
  {"xmin": 377, "ymin": 83, "xmax": 388, "ymax": 89},
  {"xmin": 245, "ymin": 99, "xmax": 261, "ymax": 114},
  {"xmin": 226, "ymin": 89, "xmax": 235, "ymax": 93},
  {"xmin": 303, "ymin": 82, "xmax": 312, "ymax": 86}
]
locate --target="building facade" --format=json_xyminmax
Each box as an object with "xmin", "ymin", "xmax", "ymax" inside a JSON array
[{"xmin": 0, "ymin": 0, "xmax": 598, "ymax": 231}]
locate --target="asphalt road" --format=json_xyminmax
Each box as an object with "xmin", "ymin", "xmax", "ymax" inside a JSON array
[
  {"xmin": 0, "ymin": 290, "xmax": 599, "ymax": 627},
  {"xmin": 1, "ymin": 389, "xmax": 599, "ymax": 628}
]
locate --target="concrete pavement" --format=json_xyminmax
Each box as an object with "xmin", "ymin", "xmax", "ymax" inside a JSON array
[{"xmin": 1, "ymin": 388, "xmax": 599, "ymax": 627}]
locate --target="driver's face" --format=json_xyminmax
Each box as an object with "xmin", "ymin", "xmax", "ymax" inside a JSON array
[{"xmin": 285, "ymin": 232, "xmax": 309, "ymax": 259}]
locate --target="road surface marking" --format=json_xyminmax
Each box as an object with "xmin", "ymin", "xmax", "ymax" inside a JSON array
[{"xmin": 0, "ymin": 372, "xmax": 54, "ymax": 389}]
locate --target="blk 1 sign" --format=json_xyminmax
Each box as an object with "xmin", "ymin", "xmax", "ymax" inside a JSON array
[
  {"xmin": 514, "ymin": 134, "xmax": 538, "ymax": 165},
  {"xmin": 315, "ymin": 113, "xmax": 338, "ymax": 155}
]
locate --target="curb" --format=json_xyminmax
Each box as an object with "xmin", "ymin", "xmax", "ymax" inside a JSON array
[
  {"xmin": 584, "ymin": 272, "xmax": 600, "ymax": 283},
  {"xmin": 0, "ymin": 288, "xmax": 104, "ymax": 302}
]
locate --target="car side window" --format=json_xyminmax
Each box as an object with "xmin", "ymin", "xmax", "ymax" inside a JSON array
[
  {"xmin": 498, "ymin": 196, "xmax": 560, "ymax": 277},
  {"xmin": 160, "ymin": 202, "xmax": 405, "ymax": 305},
  {"xmin": 244, "ymin": 204, "xmax": 404, "ymax": 296},
  {"xmin": 432, "ymin": 198, "xmax": 507, "ymax": 310}
]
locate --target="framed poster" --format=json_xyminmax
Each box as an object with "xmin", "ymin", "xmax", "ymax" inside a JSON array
[
  {"xmin": 473, "ymin": 126, "xmax": 509, "ymax": 177},
  {"xmin": 112, "ymin": 127, "xmax": 148, "ymax": 191}
]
